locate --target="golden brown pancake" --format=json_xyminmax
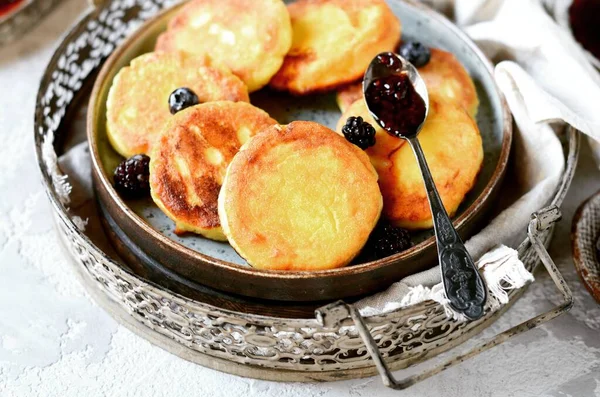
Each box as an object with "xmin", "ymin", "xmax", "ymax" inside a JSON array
[
  {"xmin": 155, "ymin": 0, "xmax": 292, "ymax": 92},
  {"xmin": 336, "ymin": 48, "xmax": 479, "ymax": 116},
  {"xmin": 418, "ymin": 48, "xmax": 479, "ymax": 117},
  {"xmin": 269, "ymin": 0, "xmax": 401, "ymax": 95},
  {"xmin": 219, "ymin": 121, "xmax": 382, "ymax": 270},
  {"xmin": 336, "ymin": 96, "xmax": 483, "ymax": 230},
  {"xmin": 106, "ymin": 51, "xmax": 249, "ymax": 158},
  {"xmin": 150, "ymin": 101, "xmax": 278, "ymax": 240}
]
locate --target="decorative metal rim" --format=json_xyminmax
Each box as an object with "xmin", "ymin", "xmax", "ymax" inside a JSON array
[{"xmin": 33, "ymin": 0, "xmax": 581, "ymax": 382}]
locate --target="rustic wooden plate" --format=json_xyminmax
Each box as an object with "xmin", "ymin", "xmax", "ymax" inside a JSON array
[
  {"xmin": 88, "ymin": 0, "xmax": 512, "ymax": 303},
  {"xmin": 572, "ymin": 190, "xmax": 600, "ymax": 304}
]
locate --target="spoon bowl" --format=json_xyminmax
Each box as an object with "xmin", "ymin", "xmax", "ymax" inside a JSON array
[
  {"xmin": 363, "ymin": 53, "xmax": 430, "ymax": 139},
  {"xmin": 363, "ymin": 52, "xmax": 429, "ymax": 137}
]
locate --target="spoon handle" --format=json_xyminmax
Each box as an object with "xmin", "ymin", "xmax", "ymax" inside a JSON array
[{"xmin": 407, "ymin": 136, "xmax": 487, "ymax": 320}]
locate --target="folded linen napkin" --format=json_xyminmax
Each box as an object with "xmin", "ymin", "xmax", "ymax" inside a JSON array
[
  {"xmin": 456, "ymin": 0, "xmax": 600, "ymax": 166},
  {"xmin": 358, "ymin": 246, "xmax": 534, "ymax": 321}
]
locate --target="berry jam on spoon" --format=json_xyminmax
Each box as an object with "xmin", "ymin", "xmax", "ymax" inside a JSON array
[{"xmin": 363, "ymin": 52, "xmax": 487, "ymax": 320}]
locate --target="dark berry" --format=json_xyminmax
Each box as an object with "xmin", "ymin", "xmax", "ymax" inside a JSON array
[
  {"xmin": 169, "ymin": 87, "xmax": 199, "ymax": 114},
  {"xmin": 342, "ymin": 116, "xmax": 377, "ymax": 149},
  {"xmin": 398, "ymin": 41, "xmax": 431, "ymax": 68},
  {"xmin": 368, "ymin": 221, "xmax": 412, "ymax": 259},
  {"xmin": 113, "ymin": 154, "xmax": 151, "ymax": 198}
]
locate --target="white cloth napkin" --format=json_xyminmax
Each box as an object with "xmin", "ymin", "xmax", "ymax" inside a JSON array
[
  {"xmin": 355, "ymin": 0, "xmax": 600, "ymax": 318},
  {"xmin": 457, "ymin": 0, "xmax": 600, "ymax": 166},
  {"xmin": 358, "ymin": 246, "xmax": 534, "ymax": 321}
]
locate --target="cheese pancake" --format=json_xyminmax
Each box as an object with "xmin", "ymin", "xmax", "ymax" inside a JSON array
[
  {"xmin": 417, "ymin": 48, "xmax": 479, "ymax": 117},
  {"xmin": 269, "ymin": 0, "xmax": 401, "ymax": 94},
  {"xmin": 150, "ymin": 101, "xmax": 277, "ymax": 240},
  {"xmin": 106, "ymin": 51, "xmax": 249, "ymax": 158},
  {"xmin": 336, "ymin": 48, "xmax": 479, "ymax": 116},
  {"xmin": 219, "ymin": 121, "xmax": 382, "ymax": 270},
  {"xmin": 336, "ymin": 81, "xmax": 364, "ymax": 114},
  {"xmin": 155, "ymin": 0, "xmax": 292, "ymax": 92},
  {"xmin": 337, "ymin": 96, "xmax": 483, "ymax": 230}
]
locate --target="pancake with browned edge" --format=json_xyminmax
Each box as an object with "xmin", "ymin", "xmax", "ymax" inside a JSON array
[
  {"xmin": 219, "ymin": 121, "xmax": 382, "ymax": 270},
  {"xmin": 269, "ymin": 0, "xmax": 401, "ymax": 94},
  {"xmin": 336, "ymin": 48, "xmax": 479, "ymax": 116},
  {"xmin": 156, "ymin": 0, "xmax": 292, "ymax": 92},
  {"xmin": 150, "ymin": 101, "xmax": 278, "ymax": 240},
  {"xmin": 337, "ymin": 96, "xmax": 483, "ymax": 230},
  {"xmin": 106, "ymin": 51, "xmax": 249, "ymax": 158}
]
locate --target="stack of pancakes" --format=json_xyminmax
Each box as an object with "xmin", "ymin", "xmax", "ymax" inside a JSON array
[{"xmin": 105, "ymin": 0, "xmax": 483, "ymax": 271}]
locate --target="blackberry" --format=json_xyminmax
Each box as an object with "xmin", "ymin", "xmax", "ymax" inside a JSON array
[
  {"xmin": 342, "ymin": 116, "xmax": 376, "ymax": 149},
  {"xmin": 398, "ymin": 41, "xmax": 431, "ymax": 68},
  {"xmin": 369, "ymin": 221, "xmax": 412, "ymax": 259},
  {"xmin": 169, "ymin": 87, "xmax": 200, "ymax": 114},
  {"xmin": 113, "ymin": 154, "xmax": 151, "ymax": 198}
]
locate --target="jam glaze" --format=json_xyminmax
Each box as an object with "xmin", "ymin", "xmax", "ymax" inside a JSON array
[
  {"xmin": 362, "ymin": 52, "xmax": 487, "ymax": 321},
  {"xmin": 365, "ymin": 54, "xmax": 427, "ymax": 138}
]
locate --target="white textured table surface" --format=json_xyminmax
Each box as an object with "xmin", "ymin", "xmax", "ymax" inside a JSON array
[{"xmin": 2, "ymin": 1, "xmax": 600, "ymax": 396}]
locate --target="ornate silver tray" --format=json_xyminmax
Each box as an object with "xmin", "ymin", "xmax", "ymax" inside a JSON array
[{"xmin": 34, "ymin": 0, "xmax": 580, "ymax": 389}]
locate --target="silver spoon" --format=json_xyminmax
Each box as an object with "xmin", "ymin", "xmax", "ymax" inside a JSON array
[{"xmin": 363, "ymin": 52, "xmax": 487, "ymax": 320}]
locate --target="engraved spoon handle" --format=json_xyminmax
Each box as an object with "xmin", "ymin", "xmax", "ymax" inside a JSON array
[{"xmin": 407, "ymin": 136, "xmax": 487, "ymax": 320}]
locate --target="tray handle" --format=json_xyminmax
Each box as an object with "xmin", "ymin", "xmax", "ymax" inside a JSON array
[{"xmin": 315, "ymin": 205, "xmax": 573, "ymax": 390}]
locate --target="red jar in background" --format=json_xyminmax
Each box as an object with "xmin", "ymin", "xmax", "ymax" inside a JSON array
[
  {"xmin": 569, "ymin": 0, "xmax": 600, "ymax": 61},
  {"xmin": 0, "ymin": 0, "xmax": 24, "ymax": 18}
]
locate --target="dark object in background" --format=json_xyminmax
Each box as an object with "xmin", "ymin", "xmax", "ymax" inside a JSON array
[
  {"xmin": 0, "ymin": 0, "xmax": 21, "ymax": 5},
  {"xmin": 570, "ymin": 0, "xmax": 600, "ymax": 61},
  {"xmin": 0, "ymin": 0, "xmax": 23, "ymax": 17}
]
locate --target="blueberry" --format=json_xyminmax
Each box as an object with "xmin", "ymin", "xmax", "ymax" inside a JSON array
[
  {"xmin": 169, "ymin": 87, "xmax": 200, "ymax": 114},
  {"xmin": 398, "ymin": 41, "xmax": 431, "ymax": 68},
  {"xmin": 113, "ymin": 154, "xmax": 151, "ymax": 198}
]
